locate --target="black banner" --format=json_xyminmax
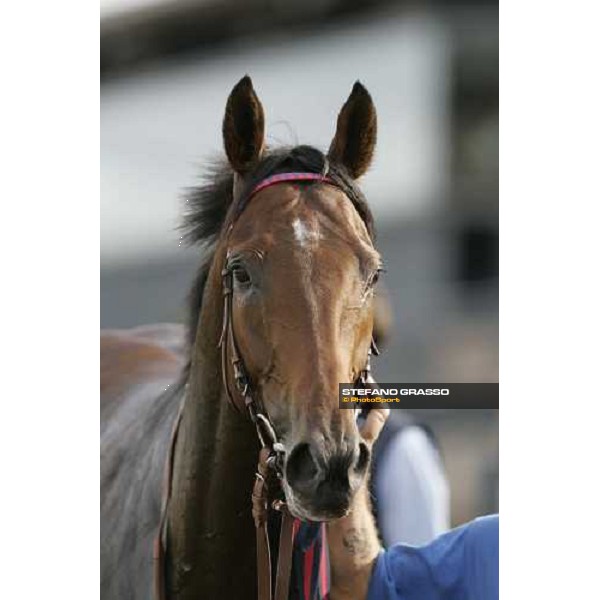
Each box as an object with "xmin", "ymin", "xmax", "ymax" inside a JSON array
[{"xmin": 338, "ymin": 383, "xmax": 498, "ymax": 409}]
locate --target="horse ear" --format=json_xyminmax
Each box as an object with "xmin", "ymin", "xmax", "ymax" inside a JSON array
[
  {"xmin": 328, "ymin": 81, "xmax": 377, "ymax": 179},
  {"xmin": 223, "ymin": 76, "xmax": 266, "ymax": 175}
]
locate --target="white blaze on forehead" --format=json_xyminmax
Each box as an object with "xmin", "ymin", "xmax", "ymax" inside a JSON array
[
  {"xmin": 291, "ymin": 215, "xmax": 321, "ymax": 338},
  {"xmin": 292, "ymin": 218, "xmax": 321, "ymax": 248}
]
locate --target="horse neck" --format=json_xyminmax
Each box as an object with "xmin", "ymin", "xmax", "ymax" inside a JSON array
[{"xmin": 166, "ymin": 256, "xmax": 259, "ymax": 599}]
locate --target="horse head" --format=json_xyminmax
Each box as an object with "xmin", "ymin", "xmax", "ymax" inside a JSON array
[{"xmin": 200, "ymin": 76, "xmax": 382, "ymax": 522}]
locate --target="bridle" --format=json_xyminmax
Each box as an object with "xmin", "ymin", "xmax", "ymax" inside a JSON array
[
  {"xmin": 154, "ymin": 171, "xmax": 380, "ymax": 600},
  {"xmin": 219, "ymin": 171, "xmax": 379, "ymax": 600}
]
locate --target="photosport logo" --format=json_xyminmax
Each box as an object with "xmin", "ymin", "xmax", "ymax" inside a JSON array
[{"xmin": 338, "ymin": 383, "xmax": 499, "ymax": 409}]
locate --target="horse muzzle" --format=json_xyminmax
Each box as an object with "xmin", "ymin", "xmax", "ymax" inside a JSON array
[{"xmin": 281, "ymin": 439, "xmax": 370, "ymax": 521}]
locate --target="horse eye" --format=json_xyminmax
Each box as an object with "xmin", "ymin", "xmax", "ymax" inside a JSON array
[
  {"xmin": 232, "ymin": 266, "xmax": 251, "ymax": 286},
  {"xmin": 369, "ymin": 269, "xmax": 383, "ymax": 288}
]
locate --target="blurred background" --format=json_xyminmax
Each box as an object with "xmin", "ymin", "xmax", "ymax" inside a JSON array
[{"xmin": 101, "ymin": 0, "xmax": 498, "ymax": 526}]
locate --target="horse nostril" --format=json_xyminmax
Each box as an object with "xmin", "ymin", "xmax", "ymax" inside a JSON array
[
  {"xmin": 355, "ymin": 441, "xmax": 370, "ymax": 475},
  {"xmin": 286, "ymin": 443, "xmax": 319, "ymax": 491}
]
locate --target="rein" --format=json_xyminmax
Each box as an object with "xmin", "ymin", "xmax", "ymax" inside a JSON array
[{"xmin": 154, "ymin": 171, "xmax": 379, "ymax": 600}]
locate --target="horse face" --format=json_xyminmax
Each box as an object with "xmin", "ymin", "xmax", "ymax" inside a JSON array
[
  {"xmin": 226, "ymin": 183, "xmax": 380, "ymax": 521},
  {"xmin": 221, "ymin": 78, "xmax": 380, "ymax": 521}
]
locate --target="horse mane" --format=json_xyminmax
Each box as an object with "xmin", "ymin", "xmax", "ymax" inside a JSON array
[{"xmin": 180, "ymin": 144, "xmax": 375, "ymax": 364}]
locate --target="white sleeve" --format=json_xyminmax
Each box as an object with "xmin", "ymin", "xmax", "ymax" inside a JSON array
[{"xmin": 375, "ymin": 425, "xmax": 450, "ymax": 547}]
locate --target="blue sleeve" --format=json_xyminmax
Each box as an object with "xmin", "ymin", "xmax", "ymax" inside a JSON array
[{"xmin": 367, "ymin": 515, "xmax": 498, "ymax": 600}]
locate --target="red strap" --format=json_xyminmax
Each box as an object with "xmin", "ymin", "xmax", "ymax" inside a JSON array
[
  {"xmin": 319, "ymin": 525, "xmax": 329, "ymax": 598},
  {"xmin": 248, "ymin": 173, "xmax": 336, "ymax": 201}
]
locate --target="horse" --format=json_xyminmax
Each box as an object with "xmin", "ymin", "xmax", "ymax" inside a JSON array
[{"xmin": 101, "ymin": 75, "xmax": 382, "ymax": 600}]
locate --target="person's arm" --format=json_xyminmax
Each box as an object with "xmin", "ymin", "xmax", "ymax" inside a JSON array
[
  {"xmin": 328, "ymin": 408, "xmax": 499, "ymax": 600},
  {"xmin": 327, "ymin": 408, "xmax": 389, "ymax": 600}
]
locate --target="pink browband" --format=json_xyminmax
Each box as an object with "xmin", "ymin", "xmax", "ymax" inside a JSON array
[{"xmin": 247, "ymin": 172, "xmax": 336, "ymax": 200}]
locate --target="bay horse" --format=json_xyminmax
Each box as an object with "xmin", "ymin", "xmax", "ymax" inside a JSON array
[{"xmin": 101, "ymin": 76, "xmax": 382, "ymax": 600}]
